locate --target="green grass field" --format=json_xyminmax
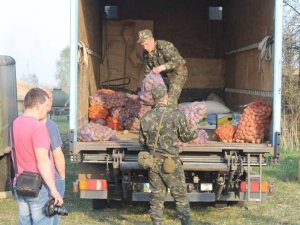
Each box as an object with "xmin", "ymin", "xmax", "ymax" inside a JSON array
[
  {"xmin": 1, "ymin": 150, "xmax": 300, "ymax": 225},
  {"xmin": 1, "ymin": 116, "xmax": 300, "ymax": 224}
]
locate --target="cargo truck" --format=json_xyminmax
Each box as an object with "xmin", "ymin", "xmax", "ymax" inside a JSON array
[{"xmin": 69, "ymin": 0, "xmax": 283, "ymax": 208}]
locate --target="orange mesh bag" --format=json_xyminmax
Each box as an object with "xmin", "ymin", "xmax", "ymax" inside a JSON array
[
  {"xmin": 88, "ymin": 103, "xmax": 109, "ymax": 120},
  {"xmin": 215, "ymin": 124, "xmax": 237, "ymax": 142},
  {"xmin": 106, "ymin": 116, "xmax": 122, "ymax": 131},
  {"xmin": 234, "ymin": 100, "xmax": 272, "ymax": 143},
  {"xmin": 90, "ymin": 89, "xmax": 116, "ymax": 107},
  {"xmin": 97, "ymin": 89, "xmax": 115, "ymax": 95}
]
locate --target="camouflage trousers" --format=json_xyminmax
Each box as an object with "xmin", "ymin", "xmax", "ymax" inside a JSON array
[
  {"xmin": 163, "ymin": 64, "xmax": 188, "ymax": 106},
  {"xmin": 149, "ymin": 158, "xmax": 190, "ymax": 222}
]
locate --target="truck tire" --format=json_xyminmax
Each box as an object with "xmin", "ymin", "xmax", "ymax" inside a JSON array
[
  {"xmin": 0, "ymin": 154, "xmax": 12, "ymax": 191},
  {"xmin": 92, "ymin": 199, "xmax": 108, "ymax": 210}
]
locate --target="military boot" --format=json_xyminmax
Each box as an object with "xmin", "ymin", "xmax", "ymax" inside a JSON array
[{"xmin": 181, "ymin": 215, "xmax": 190, "ymax": 225}]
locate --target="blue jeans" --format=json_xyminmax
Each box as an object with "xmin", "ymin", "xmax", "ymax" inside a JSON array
[
  {"xmin": 15, "ymin": 184, "xmax": 54, "ymax": 225},
  {"xmin": 53, "ymin": 173, "xmax": 65, "ymax": 225}
]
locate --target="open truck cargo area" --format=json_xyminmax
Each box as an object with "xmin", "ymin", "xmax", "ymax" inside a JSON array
[{"xmin": 69, "ymin": 0, "xmax": 282, "ymax": 207}]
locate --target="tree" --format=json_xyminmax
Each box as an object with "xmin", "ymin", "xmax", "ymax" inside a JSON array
[
  {"xmin": 283, "ymin": 0, "xmax": 300, "ymax": 75},
  {"xmin": 281, "ymin": 1, "xmax": 300, "ymax": 149},
  {"xmin": 55, "ymin": 46, "xmax": 70, "ymax": 92},
  {"xmin": 20, "ymin": 72, "xmax": 39, "ymax": 86}
]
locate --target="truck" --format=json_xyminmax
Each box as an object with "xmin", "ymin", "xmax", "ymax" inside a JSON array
[
  {"xmin": 0, "ymin": 56, "xmax": 18, "ymax": 198},
  {"xmin": 69, "ymin": 0, "xmax": 282, "ymax": 208}
]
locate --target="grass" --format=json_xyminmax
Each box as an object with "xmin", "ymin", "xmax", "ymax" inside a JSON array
[
  {"xmin": 2, "ymin": 117, "xmax": 300, "ymax": 224},
  {"xmin": 1, "ymin": 150, "xmax": 300, "ymax": 225},
  {"xmin": 50, "ymin": 114, "xmax": 69, "ymax": 134}
]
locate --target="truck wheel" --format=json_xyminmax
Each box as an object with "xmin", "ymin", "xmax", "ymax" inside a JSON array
[
  {"xmin": 92, "ymin": 199, "xmax": 108, "ymax": 210},
  {"xmin": 0, "ymin": 154, "xmax": 12, "ymax": 192}
]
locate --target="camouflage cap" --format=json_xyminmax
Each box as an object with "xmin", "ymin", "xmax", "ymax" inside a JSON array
[
  {"xmin": 151, "ymin": 83, "xmax": 167, "ymax": 100},
  {"xmin": 137, "ymin": 29, "xmax": 153, "ymax": 44}
]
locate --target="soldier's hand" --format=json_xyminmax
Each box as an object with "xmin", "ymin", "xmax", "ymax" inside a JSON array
[{"xmin": 152, "ymin": 65, "xmax": 166, "ymax": 74}]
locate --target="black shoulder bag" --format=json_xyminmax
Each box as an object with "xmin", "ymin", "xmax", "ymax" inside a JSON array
[{"xmin": 11, "ymin": 121, "xmax": 42, "ymax": 197}]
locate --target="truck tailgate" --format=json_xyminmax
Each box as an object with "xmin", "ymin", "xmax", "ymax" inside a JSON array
[{"xmin": 74, "ymin": 131, "xmax": 273, "ymax": 154}]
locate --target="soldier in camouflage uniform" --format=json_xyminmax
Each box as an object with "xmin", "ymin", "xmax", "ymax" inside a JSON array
[
  {"xmin": 137, "ymin": 29, "xmax": 188, "ymax": 106},
  {"xmin": 139, "ymin": 83, "xmax": 198, "ymax": 225}
]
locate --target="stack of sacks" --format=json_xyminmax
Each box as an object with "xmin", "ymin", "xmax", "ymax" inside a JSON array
[
  {"xmin": 189, "ymin": 129, "xmax": 209, "ymax": 144},
  {"xmin": 178, "ymin": 101, "xmax": 206, "ymax": 128},
  {"xmin": 178, "ymin": 129, "xmax": 209, "ymax": 148},
  {"xmin": 234, "ymin": 100, "xmax": 272, "ymax": 143},
  {"xmin": 87, "ymin": 88, "xmax": 150, "ymax": 133},
  {"xmin": 88, "ymin": 104, "xmax": 109, "ymax": 120},
  {"xmin": 215, "ymin": 124, "xmax": 237, "ymax": 142},
  {"xmin": 138, "ymin": 72, "xmax": 165, "ymax": 106},
  {"xmin": 178, "ymin": 101, "xmax": 208, "ymax": 145},
  {"xmin": 89, "ymin": 89, "xmax": 115, "ymax": 107},
  {"xmin": 79, "ymin": 122, "xmax": 114, "ymax": 141}
]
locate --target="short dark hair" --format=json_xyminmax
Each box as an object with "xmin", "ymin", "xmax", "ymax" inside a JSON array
[{"xmin": 24, "ymin": 88, "xmax": 49, "ymax": 109}]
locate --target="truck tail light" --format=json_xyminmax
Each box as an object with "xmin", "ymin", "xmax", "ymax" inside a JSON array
[
  {"xmin": 73, "ymin": 180, "xmax": 79, "ymax": 192},
  {"xmin": 240, "ymin": 181, "xmax": 269, "ymax": 193},
  {"xmin": 79, "ymin": 179, "xmax": 107, "ymax": 191}
]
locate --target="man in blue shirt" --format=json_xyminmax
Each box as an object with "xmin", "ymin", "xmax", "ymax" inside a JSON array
[{"xmin": 43, "ymin": 89, "xmax": 66, "ymax": 225}]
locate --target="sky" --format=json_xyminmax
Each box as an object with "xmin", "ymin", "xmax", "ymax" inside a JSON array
[{"xmin": 0, "ymin": 0, "xmax": 70, "ymax": 87}]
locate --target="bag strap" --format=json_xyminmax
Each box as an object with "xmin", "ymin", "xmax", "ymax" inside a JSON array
[
  {"xmin": 152, "ymin": 108, "xmax": 167, "ymax": 152},
  {"xmin": 10, "ymin": 119, "xmax": 18, "ymax": 175}
]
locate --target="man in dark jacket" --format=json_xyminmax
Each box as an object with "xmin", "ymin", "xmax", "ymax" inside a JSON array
[
  {"xmin": 137, "ymin": 29, "xmax": 188, "ymax": 106},
  {"xmin": 139, "ymin": 83, "xmax": 197, "ymax": 225}
]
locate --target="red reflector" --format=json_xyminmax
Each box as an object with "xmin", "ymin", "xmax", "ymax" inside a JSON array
[
  {"xmin": 240, "ymin": 181, "xmax": 268, "ymax": 192},
  {"xmin": 79, "ymin": 179, "xmax": 107, "ymax": 191}
]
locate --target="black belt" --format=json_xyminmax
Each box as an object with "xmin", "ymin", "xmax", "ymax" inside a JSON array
[{"xmin": 150, "ymin": 151, "xmax": 180, "ymax": 160}]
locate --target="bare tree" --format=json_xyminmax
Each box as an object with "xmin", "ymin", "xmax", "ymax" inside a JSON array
[{"xmin": 282, "ymin": 1, "xmax": 300, "ymax": 150}]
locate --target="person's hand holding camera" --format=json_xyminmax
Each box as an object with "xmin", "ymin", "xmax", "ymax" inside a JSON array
[
  {"xmin": 51, "ymin": 190, "xmax": 63, "ymax": 206},
  {"xmin": 45, "ymin": 198, "xmax": 68, "ymax": 217}
]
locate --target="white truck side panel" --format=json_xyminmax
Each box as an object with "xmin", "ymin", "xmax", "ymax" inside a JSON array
[
  {"xmin": 69, "ymin": 0, "xmax": 78, "ymax": 137},
  {"xmin": 273, "ymin": 0, "xmax": 283, "ymax": 147}
]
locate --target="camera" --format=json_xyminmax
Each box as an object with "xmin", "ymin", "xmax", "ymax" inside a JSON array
[{"xmin": 45, "ymin": 198, "xmax": 68, "ymax": 217}]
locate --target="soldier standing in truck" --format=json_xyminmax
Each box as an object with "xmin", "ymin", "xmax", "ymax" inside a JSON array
[
  {"xmin": 137, "ymin": 29, "xmax": 188, "ymax": 106},
  {"xmin": 139, "ymin": 83, "xmax": 198, "ymax": 225}
]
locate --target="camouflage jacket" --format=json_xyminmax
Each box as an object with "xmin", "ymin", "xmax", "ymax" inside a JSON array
[
  {"xmin": 139, "ymin": 104, "xmax": 198, "ymax": 155},
  {"xmin": 143, "ymin": 40, "xmax": 186, "ymax": 74}
]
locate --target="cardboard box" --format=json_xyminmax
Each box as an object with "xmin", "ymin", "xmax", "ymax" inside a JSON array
[
  {"xmin": 198, "ymin": 114, "xmax": 217, "ymax": 129},
  {"xmin": 231, "ymin": 113, "xmax": 242, "ymax": 126},
  {"xmin": 198, "ymin": 113, "xmax": 235, "ymax": 129},
  {"xmin": 216, "ymin": 113, "xmax": 233, "ymax": 126}
]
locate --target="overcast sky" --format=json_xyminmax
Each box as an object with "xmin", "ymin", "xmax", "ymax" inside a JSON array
[{"xmin": 0, "ymin": 0, "xmax": 70, "ymax": 87}]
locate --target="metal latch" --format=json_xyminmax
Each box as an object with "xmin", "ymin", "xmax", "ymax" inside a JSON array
[{"xmin": 112, "ymin": 149, "xmax": 124, "ymax": 169}]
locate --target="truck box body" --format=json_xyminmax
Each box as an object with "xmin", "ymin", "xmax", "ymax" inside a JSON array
[{"xmin": 69, "ymin": 0, "xmax": 282, "ymax": 205}]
